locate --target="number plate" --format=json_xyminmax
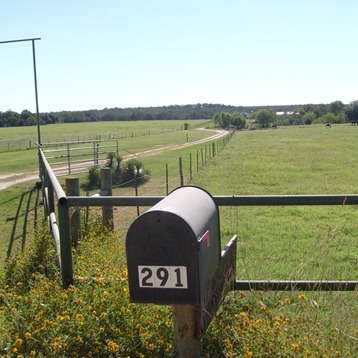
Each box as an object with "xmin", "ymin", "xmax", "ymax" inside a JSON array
[{"xmin": 138, "ymin": 266, "xmax": 188, "ymax": 289}]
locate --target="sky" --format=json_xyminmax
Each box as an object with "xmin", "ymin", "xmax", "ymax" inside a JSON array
[{"xmin": 1, "ymin": 0, "xmax": 358, "ymax": 113}]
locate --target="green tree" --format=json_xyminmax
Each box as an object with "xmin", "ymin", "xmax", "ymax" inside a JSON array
[
  {"xmin": 345, "ymin": 101, "xmax": 358, "ymax": 123},
  {"xmin": 213, "ymin": 112, "xmax": 246, "ymax": 128},
  {"xmin": 302, "ymin": 112, "xmax": 315, "ymax": 125},
  {"xmin": 255, "ymin": 110, "xmax": 275, "ymax": 128},
  {"xmin": 329, "ymin": 100, "xmax": 344, "ymax": 115}
]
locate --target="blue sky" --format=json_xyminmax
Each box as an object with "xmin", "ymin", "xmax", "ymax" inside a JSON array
[{"xmin": 1, "ymin": 0, "xmax": 357, "ymax": 113}]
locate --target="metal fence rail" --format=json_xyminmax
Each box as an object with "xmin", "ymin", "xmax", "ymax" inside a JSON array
[
  {"xmin": 38, "ymin": 142, "xmax": 358, "ymax": 290},
  {"xmin": 41, "ymin": 138, "xmax": 119, "ymax": 175}
]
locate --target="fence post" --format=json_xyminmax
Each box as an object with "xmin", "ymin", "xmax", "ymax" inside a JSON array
[
  {"xmin": 189, "ymin": 153, "xmax": 192, "ymax": 181},
  {"xmin": 67, "ymin": 143, "xmax": 71, "ymax": 174},
  {"xmin": 179, "ymin": 157, "xmax": 184, "ymax": 186},
  {"xmin": 173, "ymin": 304, "xmax": 200, "ymax": 357},
  {"xmin": 58, "ymin": 200, "xmax": 74, "ymax": 288},
  {"xmin": 166, "ymin": 164, "xmax": 169, "ymax": 195},
  {"xmin": 196, "ymin": 150, "xmax": 199, "ymax": 172},
  {"xmin": 101, "ymin": 168, "xmax": 113, "ymax": 230},
  {"xmin": 66, "ymin": 178, "xmax": 82, "ymax": 247}
]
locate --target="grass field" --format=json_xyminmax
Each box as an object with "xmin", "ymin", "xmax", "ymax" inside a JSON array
[
  {"xmin": 0, "ymin": 119, "xmax": 212, "ymax": 152},
  {"xmin": 0, "ymin": 119, "xmax": 211, "ymax": 174},
  {"xmin": 0, "ymin": 123, "xmax": 357, "ymax": 356},
  {"xmin": 193, "ymin": 125, "xmax": 358, "ymax": 282}
]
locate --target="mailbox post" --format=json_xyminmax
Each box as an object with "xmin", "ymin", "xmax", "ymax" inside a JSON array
[{"xmin": 126, "ymin": 186, "xmax": 237, "ymax": 357}]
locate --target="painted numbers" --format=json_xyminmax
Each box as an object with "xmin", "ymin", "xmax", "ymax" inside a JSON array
[{"xmin": 138, "ymin": 265, "xmax": 188, "ymax": 289}]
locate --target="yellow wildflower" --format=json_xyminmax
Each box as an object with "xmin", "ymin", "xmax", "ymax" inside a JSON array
[
  {"xmin": 53, "ymin": 337, "xmax": 62, "ymax": 351},
  {"xmin": 291, "ymin": 343, "xmax": 300, "ymax": 352},
  {"xmin": 108, "ymin": 341, "xmax": 120, "ymax": 352},
  {"xmin": 14, "ymin": 338, "xmax": 23, "ymax": 350}
]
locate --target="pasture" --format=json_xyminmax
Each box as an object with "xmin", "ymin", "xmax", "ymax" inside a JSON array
[
  {"xmin": 0, "ymin": 119, "xmax": 211, "ymax": 174},
  {"xmin": 0, "ymin": 123, "xmax": 357, "ymax": 356},
  {"xmin": 0, "ymin": 119, "xmax": 212, "ymax": 153}
]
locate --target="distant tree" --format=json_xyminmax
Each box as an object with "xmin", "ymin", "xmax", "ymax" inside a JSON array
[
  {"xmin": 231, "ymin": 112, "xmax": 247, "ymax": 127},
  {"xmin": 345, "ymin": 101, "xmax": 358, "ymax": 123},
  {"xmin": 21, "ymin": 110, "xmax": 32, "ymax": 121},
  {"xmin": 213, "ymin": 112, "xmax": 246, "ymax": 128},
  {"xmin": 303, "ymin": 104, "xmax": 314, "ymax": 113},
  {"xmin": 0, "ymin": 110, "xmax": 20, "ymax": 127},
  {"xmin": 302, "ymin": 112, "xmax": 315, "ymax": 125},
  {"xmin": 320, "ymin": 113, "xmax": 338, "ymax": 124},
  {"xmin": 329, "ymin": 100, "xmax": 344, "ymax": 115},
  {"xmin": 254, "ymin": 110, "xmax": 275, "ymax": 128}
]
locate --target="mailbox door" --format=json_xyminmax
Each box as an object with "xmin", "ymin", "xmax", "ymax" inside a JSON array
[{"xmin": 126, "ymin": 211, "xmax": 200, "ymax": 305}]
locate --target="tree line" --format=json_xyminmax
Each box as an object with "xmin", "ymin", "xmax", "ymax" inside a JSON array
[
  {"xmin": 213, "ymin": 100, "xmax": 358, "ymax": 129},
  {"xmin": 1, "ymin": 101, "xmax": 358, "ymax": 128}
]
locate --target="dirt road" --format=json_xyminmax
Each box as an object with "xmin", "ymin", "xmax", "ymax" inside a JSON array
[{"xmin": 0, "ymin": 128, "xmax": 228, "ymax": 190}]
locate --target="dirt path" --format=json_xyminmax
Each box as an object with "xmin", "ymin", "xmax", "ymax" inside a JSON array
[{"xmin": 0, "ymin": 128, "xmax": 228, "ymax": 190}]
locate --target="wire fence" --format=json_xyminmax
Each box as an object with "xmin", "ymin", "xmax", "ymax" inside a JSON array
[{"xmin": 0, "ymin": 126, "xmax": 205, "ymax": 153}]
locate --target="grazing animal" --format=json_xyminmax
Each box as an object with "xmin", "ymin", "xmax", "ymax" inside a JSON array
[
  {"xmin": 325, "ymin": 122, "xmax": 331, "ymax": 128},
  {"xmin": 351, "ymin": 120, "xmax": 358, "ymax": 125}
]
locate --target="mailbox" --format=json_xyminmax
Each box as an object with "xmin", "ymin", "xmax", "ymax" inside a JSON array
[{"xmin": 126, "ymin": 185, "xmax": 221, "ymax": 305}]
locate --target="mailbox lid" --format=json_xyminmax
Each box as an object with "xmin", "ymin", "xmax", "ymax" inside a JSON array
[{"xmin": 147, "ymin": 186, "xmax": 219, "ymax": 240}]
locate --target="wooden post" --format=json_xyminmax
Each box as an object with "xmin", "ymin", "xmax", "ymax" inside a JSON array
[
  {"xmin": 189, "ymin": 153, "xmax": 192, "ymax": 181},
  {"xmin": 166, "ymin": 163, "xmax": 169, "ymax": 195},
  {"xmin": 101, "ymin": 168, "xmax": 113, "ymax": 230},
  {"xmin": 173, "ymin": 305, "xmax": 200, "ymax": 357},
  {"xmin": 58, "ymin": 201, "xmax": 74, "ymax": 288},
  {"xmin": 67, "ymin": 143, "xmax": 71, "ymax": 174},
  {"xmin": 179, "ymin": 157, "xmax": 184, "ymax": 187},
  {"xmin": 196, "ymin": 150, "xmax": 199, "ymax": 172},
  {"xmin": 66, "ymin": 178, "xmax": 82, "ymax": 246}
]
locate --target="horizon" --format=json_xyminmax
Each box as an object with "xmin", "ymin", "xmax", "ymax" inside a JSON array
[{"xmin": 1, "ymin": 100, "xmax": 348, "ymax": 115}]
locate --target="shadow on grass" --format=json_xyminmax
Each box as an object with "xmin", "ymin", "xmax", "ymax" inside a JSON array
[{"xmin": 6, "ymin": 182, "xmax": 42, "ymax": 259}]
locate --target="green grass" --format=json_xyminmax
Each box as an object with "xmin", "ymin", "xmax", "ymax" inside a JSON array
[
  {"xmin": 0, "ymin": 123, "xmax": 357, "ymax": 356},
  {"xmin": 192, "ymin": 126, "xmax": 358, "ymax": 282},
  {"xmin": 0, "ymin": 120, "xmax": 212, "ymax": 174},
  {"xmin": 0, "ymin": 119, "xmax": 212, "ymax": 151},
  {"xmin": 0, "ymin": 121, "xmax": 218, "ymax": 264}
]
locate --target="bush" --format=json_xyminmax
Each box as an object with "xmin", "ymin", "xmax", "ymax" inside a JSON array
[
  {"xmin": 105, "ymin": 152, "xmax": 124, "ymax": 185},
  {"xmin": 121, "ymin": 159, "xmax": 151, "ymax": 187},
  {"xmin": 81, "ymin": 166, "xmax": 100, "ymax": 191},
  {"xmin": 81, "ymin": 155, "xmax": 151, "ymax": 191}
]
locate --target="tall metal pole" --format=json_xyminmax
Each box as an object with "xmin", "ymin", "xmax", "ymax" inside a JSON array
[
  {"xmin": 0, "ymin": 37, "xmax": 42, "ymax": 145},
  {"xmin": 32, "ymin": 39, "xmax": 41, "ymax": 145}
]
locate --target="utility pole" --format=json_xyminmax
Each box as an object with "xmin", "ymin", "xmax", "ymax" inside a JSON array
[{"xmin": 0, "ymin": 37, "xmax": 42, "ymax": 145}]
